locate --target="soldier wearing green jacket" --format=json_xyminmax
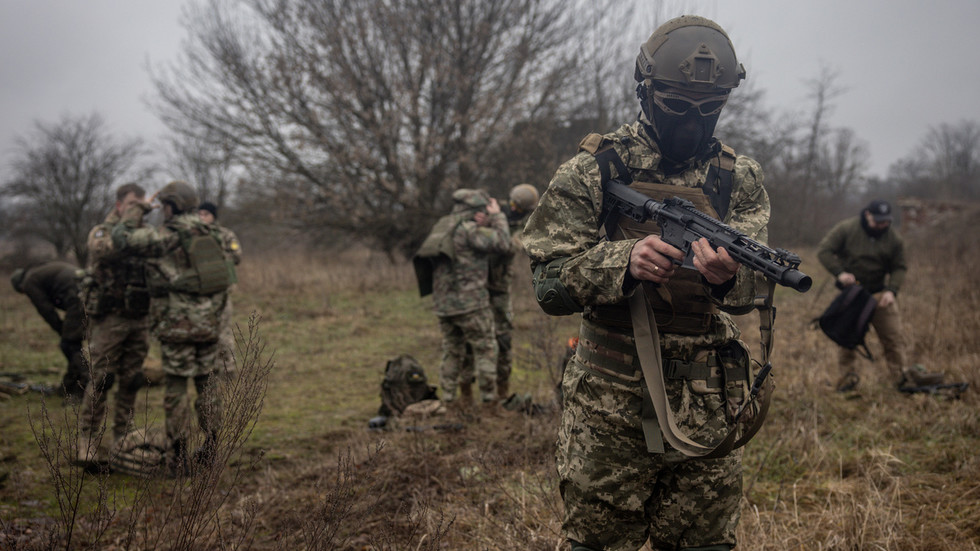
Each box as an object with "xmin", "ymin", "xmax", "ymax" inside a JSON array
[
  {"xmin": 521, "ymin": 16, "xmax": 766, "ymax": 551},
  {"xmin": 817, "ymin": 200, "xmax": 936, "ymax": 390},
  {"xmin": 112, "ymin": 181, "xmax": 233, "ymax": 473},
  {"xmin": 10, "ymin": 260, "xmax": 88, "ymax": 399}
]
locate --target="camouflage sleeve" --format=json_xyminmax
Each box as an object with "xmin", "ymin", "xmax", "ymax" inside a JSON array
[
  {"xmin": 220, "ymin": 226, "xmax": 243, "ymax": 265},
  {"xmin": 461, "ymin": 212, "xmax": 510, "ymax": 254},
  {"xmin": 111, "ymin": 207, "xmax": 180, "ymax": 258},
  {"xmin": 87, "ymin": 224, "xmax": 118, "ymax": 267},
  {"xmin": 521, "ymin": 153, "xmax": 638, "ymax": 307},
  {"xmin": 715, "ymin": 155, "xmax": 770, "ymax": 310}
]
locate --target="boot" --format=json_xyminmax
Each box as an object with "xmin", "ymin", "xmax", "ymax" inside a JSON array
[
  {"xmin": 900, "ymin": 365, "xmax": 945, "ymax": 388},
  {"xmin": 168, "ymin": 438, "xmax": 191, "ymax": 478},
  {"xmin": 76, "ymin": 434, "xmax": 97, "ymax": 467},
  {"xmin": 835, "ymin": 371, "xmax": 860, "ymax": 392},
  {"xmin": 459, "ymin": 382, "xmax": 473, "ymax": 402},
  {"xmin": 496, "ymin": 380, "xmax": 510, "ymax": 400},
  {"xmin": 194, "ymin": 432, "xmax": 218, "ymax": 470}
]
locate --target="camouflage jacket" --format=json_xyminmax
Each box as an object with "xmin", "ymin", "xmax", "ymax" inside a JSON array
[
  {"xmin": 431, "ymin": 211, "xmax": 510, "ymax": 317},
  {"xmin": 520, "ymin": 121, "xmax": 770, "ymax": 351},
  {"xmin": 486, "ymin": 211, "xmax": 531, "ymax": 295},
  {"xmin": 85, "ymin": 210, "xmax": 149, "ymax": 319},
  {"xmin": 816, "ymin": 216, "xmax": 906, "ymax": 295},
  {"xmin": 111, "ymin": 210, "xmax": 227, "ymax": 343},
  {"xmin": 214, "ymin": 223, "xmax": 242, "ymax": 266}
]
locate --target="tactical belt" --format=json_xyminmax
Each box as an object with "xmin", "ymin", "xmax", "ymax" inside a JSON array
[{"xmin": 577, "ymin": 319, "xmax": 748, "ymax": 390}]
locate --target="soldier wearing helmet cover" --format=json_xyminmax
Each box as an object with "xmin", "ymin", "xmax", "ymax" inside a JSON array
[
  {"xmin": 461, "ymin": 184, "xmax": 540, "ymax": 400},
  {"xmin": 111, "ymin": 180, "xmax": 233, "ymax": 474},
  {"xmin": 521, "ymin": 15, "xmax": 769, "ymax": 551},
  {"xmin": 76, "ymin": 182, "xmax": 153, "ymax": 468},
  {"xmin": 421, "ymin": 189, "xmax": 510, "ymax": 408}
]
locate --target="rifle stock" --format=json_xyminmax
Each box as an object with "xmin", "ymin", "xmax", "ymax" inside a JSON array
[{"xmin": 604, "ymin": 179, "xmax": 812, "ymax": 292}]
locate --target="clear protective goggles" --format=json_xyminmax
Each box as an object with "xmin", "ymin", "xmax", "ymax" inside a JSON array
[{"xmin": 652, "ymin": 88, "xmax": 729, "ymax": 117}]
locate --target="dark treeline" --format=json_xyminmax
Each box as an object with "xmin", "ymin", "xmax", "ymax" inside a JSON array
[{"xmin": 2, "ymin": 0, "xmax": 978, "ymax": 265}]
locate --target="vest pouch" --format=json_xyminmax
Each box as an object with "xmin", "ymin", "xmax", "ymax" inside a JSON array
[{"xmin": 171, "ymin": 232, "xmax": 232, "ymax": 296}]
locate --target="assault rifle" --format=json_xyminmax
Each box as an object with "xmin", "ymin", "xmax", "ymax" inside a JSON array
[{"xmin": 602, "ymin": 180, "xmax": 812, "ymax": 292}]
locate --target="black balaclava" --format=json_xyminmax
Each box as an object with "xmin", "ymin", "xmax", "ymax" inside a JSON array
[{"xmin": 639, "ymin": 84, "xmax": 722, "ymax": 173}]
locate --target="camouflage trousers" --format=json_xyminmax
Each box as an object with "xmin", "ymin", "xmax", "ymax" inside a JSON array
[
  {"xmin": 438, "ymin": 308, "xmax": 497, "ymax": 402},
  {"xmin": 79, "ymin": 313, "xmax": 150, "ymax": 441},
  {"xmin": 489, "ymin": 291, "xmax": 514, "ymax": 388},
  {"xmin": 160, "ymin": 341, "xmax": 223, "ymax": 446},
  {"xmin": 216, "ymin": 295, "xmax": 237, "ymax": 374},
  {"xmin": 838, "ymin": 299, "xmax": 906, "ymax": 384},
  {"xmin": 557, "ymin": 347, "xmax": 742, "ymax": 550},
  {"xmin": 461, "ymin": 292, "xmax": 514, "ymax": 392}
]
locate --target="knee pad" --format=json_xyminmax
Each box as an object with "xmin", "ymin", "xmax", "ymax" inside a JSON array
[{"xmin": 569, "ymin": 541, "xmax": 602, "ymax": 551}]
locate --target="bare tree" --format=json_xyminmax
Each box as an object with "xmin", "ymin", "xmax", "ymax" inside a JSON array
[
  {"xmin": 165, "ymin": 132, "xmax": 239, "ymax": 207},
  {"xmin": 2, "ymin": 113, "xmax": 148, "ymax": 265},
  {"xmin": 758, "ymin": 67, "xmax": 871, "ymax": 244},
  {"xmin": 151, "ymin": 0, "xmax": 623, "ymax": 256}
]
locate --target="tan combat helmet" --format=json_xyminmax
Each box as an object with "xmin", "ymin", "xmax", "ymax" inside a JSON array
[
  {"xmin": 634, "ymin": 15, "xmax": 745, "ymax": 93},
  {"xmin": 156, "ymin": 180, "xmax": 199, "ymax": 214},
  {"xmin": 509, "ymin": 184, "xmax": 539, "ymax": 214}
]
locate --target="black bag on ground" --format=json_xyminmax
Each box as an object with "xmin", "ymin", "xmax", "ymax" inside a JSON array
[
  {"xmin": 813, "ymin": 284, "xmax": 877, "ymax": 359},
  {"xmin": 378, "ymin": 355, "xmax": 438, "ymax": 417}
]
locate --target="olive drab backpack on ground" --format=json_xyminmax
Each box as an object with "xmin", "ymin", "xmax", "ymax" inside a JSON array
[
  {"xmin": 813, "ymin": 284, "xmax": 877, "ymax": 359},
  {"xmin": 170, "ymin": 226, "xmax": 237, "ymax": 295},
  {"xmin": 412, "ymin": 214, "xmax": 464, "ymax": 297},
  {"xmin": 378, "ymin": 355, "xmax": 439, "ymax": 417}
]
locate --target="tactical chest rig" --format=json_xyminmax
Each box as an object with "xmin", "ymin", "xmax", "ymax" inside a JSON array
[{"xmin": 580, "ymin": 133, "xmax": 774, "ymax": 458}]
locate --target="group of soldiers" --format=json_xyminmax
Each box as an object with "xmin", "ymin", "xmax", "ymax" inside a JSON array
[
  {"xmin": 415, "ymin": 184, "xmax": 540, "ymax": 411},
  {"xmin": 11, "ymin": 181, "xmax": 241, "ymax": 475}
]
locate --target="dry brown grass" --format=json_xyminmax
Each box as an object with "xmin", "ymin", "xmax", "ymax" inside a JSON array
[{"xmin": 2, "ymin": 208, "xmax": 980, "ymax": 549}]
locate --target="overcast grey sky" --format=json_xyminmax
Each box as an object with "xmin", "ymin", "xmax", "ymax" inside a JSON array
[{"xmin": 1, "ymin": 0, "xmax": 978, "ymax": 182}]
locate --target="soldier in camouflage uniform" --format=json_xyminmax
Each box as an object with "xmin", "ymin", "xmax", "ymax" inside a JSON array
[
  {"xmin": 428, "ymin": 189, "xmax": 510, "ymax": 405},
  {"xmin": 10, "ymin": 260, "xmax": 89, "ymax": 400},
  {"xmin": 198, "ymin": 201, "xmax": 242, "ymax": 371},
  {"xmin": 521, "ymin": 16, "xmax": 768, "ymax": 551},
  {"xmin": 483, "ymin": 184, "xmax": 539, "ymax": 399},
  {"xmin": 77, "ymin": 183, "xmax": 152, "ymax": 466},
  {"xmin": 112, "ymin": 181, "xmax": 232, "ymax": 472}
]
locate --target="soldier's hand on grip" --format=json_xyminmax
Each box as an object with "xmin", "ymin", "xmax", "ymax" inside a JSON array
[{"xmin": 629, "ymin": 235, "xmax": 682, "ymax": 283}]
